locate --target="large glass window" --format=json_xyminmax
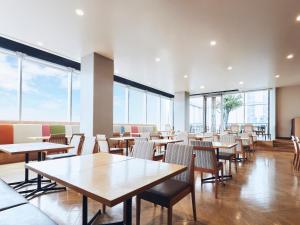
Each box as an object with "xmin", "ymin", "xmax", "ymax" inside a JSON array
[
  {"xmin": 0, "ymin": 50, "xmax": 19, "ymax": 120},
  {"xmin": 113, "ymin": 83, "xmax": 128, "ymax": 123},
  {"xmin": 146, "ymin": 93, "xmax": 160, "ymax": 129},
  {"xmin": 161, "ymin": 97, "xmax": 173, "ymax": 130},
  {"xmin": 245, "ymin": 90, "xmax": 268, "ymax": 126},
  {"xmin": 223, "ymin": 93, "xmax": 244, "ymax": 128},
  {"xmin": 21, "ymin": 58, "xmax": 69, "ymax": 121},
  {"xmin": 129, "ymin": 88, "xmax": 146, "ymax": 124},
  {"xmin": 190, "ymin": 96, "xmax": 204, "ymax": 133},
  {"xmin": 72, "ymin": 71, "xmax": 80, "ymax": 122}
]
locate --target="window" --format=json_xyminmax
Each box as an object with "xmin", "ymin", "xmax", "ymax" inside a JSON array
[
  {"xmin": 72, "ymin": 71, "xmax": 80, "ymax": 122},
  {"xmin": 129, "ymin": 88, "xmax": 146, "ymax": 124},
  {"xmin": 0, "ymin": 50, "xmax": 19, "ymax": 120},
  {"xmin": 160, "ymin": 97, "xmax": 173, "ymax": 130},
  {"xmin": 223, "ymin": 93, "xmax": 244, "ymax": 127},
  {"xmin": 190, "ymin": 96, "xmax": 204, "ymax": 132},
  {"xmin": 245, "ymin": 90, "xmax": 268, "ymax": 124},
  {"xmin": 113, "ymin": 83, "xmax": 128, "ymax": 123},
  {"xmin": 147, "ymin": 93, "xmax": 160, "ymax": 129},
  {"xmin": 21, "ymin": 58, "xmax": 69, "ymax": 121}
]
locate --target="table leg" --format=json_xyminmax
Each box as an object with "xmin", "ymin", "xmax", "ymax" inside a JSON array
[
  {"xmin": 126, "ymin": 140, "xmax": 129, "ymax": 156},
  {"xmin": 123, "ymin": 198, "xmax": 132, "ymax": 225},
  {"xmin": 82, "ymin": 195, "xmax": 102, "ymax": 225}
]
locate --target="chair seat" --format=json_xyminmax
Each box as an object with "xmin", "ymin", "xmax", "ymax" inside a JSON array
[
  {"xmin": 138, "ymin": 179, "xmax": 190, "ymax": 207},
  {"xmin": 0, "ymin": 204, "xmax": 58, "ymax": 225},
  {"xmin": 0, "ymin": 179, "xmax": 28, "ymax": 211},
  {"xmin": 110, "ymin": 148, "xmax": 124, "ymax": 154},
  {"xmin": 46, "ymin": 152, "xmax": 77, "ymax": 160},
  {"xmin": 219, "ymin": 152, "xmax": 235, "ymax": 160}
]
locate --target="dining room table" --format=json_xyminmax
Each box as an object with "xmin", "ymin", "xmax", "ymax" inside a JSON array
[
  {"xmin": 25, "ymin": 152, "xmax": 186, "ymax": 225},
  {"xmin": 0, "ymin": 142, "xmax": 73, "ymax": 198},
  {"xmin": 149, "ymin": 138, "xmax": 183, "ymax": 149},
  {"xmin": 109, "ymin": 136, "xmax": 135, "ymax": 156}
]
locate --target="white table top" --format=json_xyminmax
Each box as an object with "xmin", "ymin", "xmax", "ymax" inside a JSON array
[
  {"xmin": 149, "ymin": 139, "xmax": 183, "ymax": 145},
  {"xmin": 109, "ymin": 137, "xmax": 135, "ymax": 141},
  {"xmin": 0, "ymin": 142, "xmax": 73, "ymax": 155},
  {"xmin": 26, "ymin": 152, "xmax": 186, "ymax": 207}
]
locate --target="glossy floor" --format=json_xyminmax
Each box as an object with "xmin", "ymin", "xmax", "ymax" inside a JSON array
[{"xmin": 0, "ymin": 150, "xmax": 300, "ymax": 225}]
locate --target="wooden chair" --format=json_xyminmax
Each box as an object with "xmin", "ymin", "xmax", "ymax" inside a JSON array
[
  {"xmin": 241, "ymin": 133, "xmax": 255, "ymax": 159},
  {"xmin": 219, "ymin": 134, "xmax": 238, "ymax": 175},
  {"xmin": 136, "ymin": 144, "xmax": 196, "ymax": 225},
  {"xmin": 80, "ymin": 136, "xmax": 98, "ymax": 155},
  {"xmin": 46, "ymin": 134, "xmax": 84, "ymax": 160},
  {"xmin": 130, "ymin": 141, "xmax": 155, "ymax": 160},
  {"xmin": 191, "ymin": 141, "xmax": 224, "ymax": 199},
  {"xmin": 292, "ymin": 136, "xmax": 300, "ymax": 170},
  {"xmin": 48, "ymin": 134, "xmax": 67, "ymax": 145},
  {"xmin": 97, "ymin": 134, "xmax": 124, "ymax": 155}
]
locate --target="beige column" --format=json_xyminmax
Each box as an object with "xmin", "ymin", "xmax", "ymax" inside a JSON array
[
  {"xmin": 80, "ymin": 53, "xmax": 113, "ymax": 137},
  {"xmin": 174, "ymin": 91, "xmax": 190, "ymax": 131}
]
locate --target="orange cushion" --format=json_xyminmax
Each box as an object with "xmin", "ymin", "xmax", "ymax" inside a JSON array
[{"xmin": 0, "ymin": 125, "xmax": 14, "ymax": 144}]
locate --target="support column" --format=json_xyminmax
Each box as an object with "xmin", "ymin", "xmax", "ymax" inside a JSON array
[
  {"xmin": 174, "ymin": 91, "xmax": 190, "ymax": 132},
  {"xmin": 80, "ymin": 53, "xmax": 113, "ymax": 137}
]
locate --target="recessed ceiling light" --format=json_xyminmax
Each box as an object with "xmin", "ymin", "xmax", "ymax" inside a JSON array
[
  {"xmin": 36, "ymin": 41, "xmax": 43, "ymax": 46},
  {"xmin": 155, "ymin": 57, "xmax": 161, "ymax": 62},
  {"xmin": 75, "ymin": 9, "xmax": 84, "ymax": 16},
  {"xmin": 296, "ymin": 15, "xmax": 300, "ymax": 22},
  {"xmin": 286, "ymin": 54, "xmax": 294, "ymax": 59},
  {"xmin": 275, "ymin": 74, "xmax": 280, "ymax": 78},
  {"xmin": 239, "ymin": 81, "xmax": 244, "ymax": 85},
  {"xmin": 200, "ymin": 85, "xmax": 205, "ymax": 89},
  {"xmin": 210, "ymin": 40, "xmax": 217, "ymax": 46},
  {"xmin": 227, "ymin": 66, "xmax": 233, "ymax": 70},
  {"xmin": 184, "ymin": 74, "xmax": 188, "ymax": 78}
]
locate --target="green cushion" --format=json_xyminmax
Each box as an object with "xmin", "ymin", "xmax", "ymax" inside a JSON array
[{"xmin": 49, "ymin": 125, "xmax": 65, "ymax": 135}]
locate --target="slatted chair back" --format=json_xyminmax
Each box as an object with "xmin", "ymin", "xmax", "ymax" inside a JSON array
[
  {"xmin": 294, "ymin": 136, "xmax": 300, "ymax": 154},
  {"xmin": 190, "ymin": 140, "xmax": 217, "ymax": 170},
  {"xmin": 244, "ymin": 124, "xmax": 254, "ymax": 133},
  {"xmin": 48, "ymin": 134, "xmax": 67, "ymax": 145},
  {"xmin": 219, "ymin": 134, "xmax": 237, "ymax": 154},
  {"xmin": 175, "ymin": 131, "xmax": 189, "ymax": 145},
  {"xmin": 81, "ymin": 136, "xmax": 98, "ymax": 155},
  {"xmin": 131, "ymin": 141, "xmax": 155, "ymax": 160},
  {"xmin": 96, "ymin": 134, "xmax": 110, "ymax": 153},
  {"xmin": 69, "ymin": 134, "xmax": 84, "ymax": 155},
  {"xmin": 164, "ymin": 144, "xmax": 194, "ymax": 184}
]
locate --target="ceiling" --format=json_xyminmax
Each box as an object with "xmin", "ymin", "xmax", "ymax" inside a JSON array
[{"xmin": 0, "ymin": 0, "xmax": 300, "ymax": 94}]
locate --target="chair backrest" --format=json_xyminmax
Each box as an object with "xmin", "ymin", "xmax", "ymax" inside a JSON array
[
  {"xmin": 164, "ymin": 144, "xmax": 194, "ymax": 184},
  {"xmin": 175, "ymin": 131, "xmax": 189, "ymax": 145},
  {"xmin": 244, "ymin": 124, "xmax": 253, "ymax": 133},
  {"xmin": 96, "ymin": 134, "xmax": 110, "ymax": 153},
  {"xmin": 69, "ymin": 134, "xmax": 84, "ymax": 155},
  {"xmin": 81, "ymin": 136, "xmax": 98, "ymax": 155},
  {"xmin": 219, "ymin": 134, "xmax": 236, "ymax": 144},
  {"xmin": 131, "ymin": 141, "xmax": 155, "ymax": 160},
  {"xmin": 190, "ymin": 141, "xmax": 217, "ymax": 170},
  {"xmin": 190, "ymin": 140, "xmax": 213, "ymax": 147},
  {"xmin": 48, "ymin": 134, "xmax": 67, "ymax": 145},
  {"xmin": 230, "ymin": 124, "xmax": 239, "ymax": 133},
  {"xmin": 140, "ymin": 132, "xmax": 150, "ymax": 139}
]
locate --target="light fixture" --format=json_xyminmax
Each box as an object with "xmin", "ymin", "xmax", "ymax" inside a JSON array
[
  {"xmin": 210, "ymin": 40, "xmax": 217, "ymax": 46},
  {"xmin": 286, "ymin": 54, "xmax": 294, "ymax": 59},
  {"xmin": 227, "ymin": 66, "xmax": 233, "ymax": 70},
  {"xmin": 200, "ymin": 85, "xmax": 205, "ymax": 89},
  {"xmin": 296, "ymin": 15, "xmax": 300, "ymax": 22},
  {"xmin": 184, "ymin": 74, "xmax": 188, "ymax": 78},
  {"xmin": 155, "ymin": 57, "xmax": 161, "ymax": 62},
  {"xmin": 275, "ymin": 74, "xmax": 280, "ymax": 78},
  {"xmin": 75, "ymin": 9, "xmax": 84, "ymax": 16},
  {"xmin": 36, "ymin": 41, "xmax": 43, "ymax": 46},
  {"xmin": 239, "ymin": 81, "xmax": 244, "ymax": 85}
]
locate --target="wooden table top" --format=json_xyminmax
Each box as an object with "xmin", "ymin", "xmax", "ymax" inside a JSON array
[
  {"xmin": 149, "ymin": 139, "xmax": 183, "ymax": 145},
  {"xmin": 211, "ymin": 142, "xmax": 237, "ymax": 149},
  {"xmin": 27, "ymin": 136, "xmax": 51, "ymax": 141},
  {"xmin": 0, "ymin": 142, "xmax": 73, "ymax": 155},
  {"xmin": 109, "ymin": 137, "xmax": 135, "ymax": 141},
  {"xmin": 26, "ymin": 152, "xmax": 186, "ymax": 207}
]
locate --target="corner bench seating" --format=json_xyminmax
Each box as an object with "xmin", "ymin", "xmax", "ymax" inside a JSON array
[{"xmin": 0, "ymin": 178, "xmax": 57, "ymax": 225}]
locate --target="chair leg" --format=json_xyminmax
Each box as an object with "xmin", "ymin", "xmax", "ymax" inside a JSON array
[
  {"xmin": 191, "ymin": 189, "xmax": 197, "ymax": 221},
  {"xmin": 215, "ymin": 171, "xmax": 219, "ymax": 199},
  {"xmin": 200, "ymin": 172, "xmax": 203, "ymax": 184},
  {"xmin": 229, "ymin": 159, "xmax": 232, "ymax": 175},
  {"xmin": 167, "ymin": 207, "xmax": 173, "ymax": 225},
  {"xmin": 102, "ymin": 204, "xmax": 106, "ymax": 213},
  {"xmin": 136, "ymin": 197, "xmax": 141, "ymax": 225}
]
